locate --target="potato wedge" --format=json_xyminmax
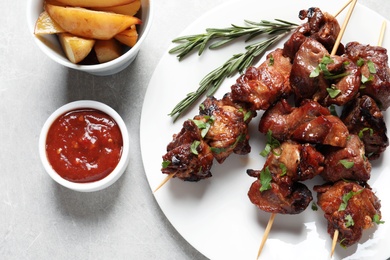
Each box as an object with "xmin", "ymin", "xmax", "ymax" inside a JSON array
[
  {"xmin": 93, "ymin": 0, "xmax": 141, "ymax": 16},
  {"xmin": 45, "ymin": 4, "xmax": 142, "ymax": 40},
  {"xmin": 94, "ymin": 39, "xmax": 122, "ymax": 63},
  {"xmin": 114, "ymin": 26, "xmax": 138, "ymax": 47},
  {"xmin": 58, "ymin": 33, "xmax": 95, "ymax": 63},
  {"xmin": 35, "ymin": 11, "xmax": 65, "ymax": 35},
  {"xmin": 54, "ymin": 0, "xmax": 135, "ymax": 8}
]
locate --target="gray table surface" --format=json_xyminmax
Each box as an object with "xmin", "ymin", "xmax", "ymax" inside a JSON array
[{"xmin": 1, "ymin": 0, "xmax": 389, "ymax": 259}]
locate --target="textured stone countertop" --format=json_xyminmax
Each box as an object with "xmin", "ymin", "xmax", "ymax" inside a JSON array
[{"xmin": 1, "ymin": 0, "xmax": 389, "ymax": 259}]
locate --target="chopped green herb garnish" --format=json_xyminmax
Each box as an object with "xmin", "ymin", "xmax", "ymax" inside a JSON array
[
  {"xmin": 361, "ymin": 74, "xmax": 374, "ymax": 84},
  {"xmin": 244, "ymin": 111, "xmax": 252, "ymax": 121},
  {"xmin": 357, "ymin": 58, "xmax": 365, "ymax": 67},
  {"xmin": 269, "ymin": 54, "xmax": 274, "ymax": 66},
  {"xmin": 339, "ymin": 159, "xmax": 354, "ymax": 169},
  {"xmin": 329, "ymin": 105, "xmax": 338, "ymax": 116},
  {"xmin": 367, "ymin": 60, "xmax": 377, "ymax": 74},
  {"xmin": 162, "ymin": 160, "xmax": 171, "ymax": 168},
  {"xmin": 345, "ymin": 214, "xmax": 355, "ymax": 227},
  {"xmin": 260, "ymin": 130, "xmax": 281, "ymax": 157},
  {"xmin": 279, "ymin": 163, "xmax": 287, "ymax": 176},
  {"xmin": 309, "ymin": 66, "xmax": 320, "ymax": 78},
  {"xmin": 311, "ymin": 202, "xmax": 318, "ymax": 211},
  {"xmin": 259, "ymin": 166, "xmax": 272, "ymax": 192},
  {"xmin": 373, "ymin": 214, "xmax": 385, "ymax": 225},
  {"xmin": 310, "ymin": 56, "xmax": 350, "ymax": 80},
  {"xmin": 327, "ymin": 85, "xmax": 341, "ymax": 98},
  {"xmin": 358, "ymin": 127, "xmax": 374, "ymax": 139},
  {"xmin": 191, "ymin": 140, "xmax": 201, "ymax": 155},
  {"xmin": 338, "ymin": 189, "xmax": 364, "ymax": 211}
]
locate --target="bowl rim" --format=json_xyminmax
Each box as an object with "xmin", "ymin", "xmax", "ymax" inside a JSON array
[
  {"xmin": 39, "ymin": 100, "xmax": 130, "ymax": 192},
  {"xmin": 27, "ymin": 0, "xmax": 153, "ymax": 73}
]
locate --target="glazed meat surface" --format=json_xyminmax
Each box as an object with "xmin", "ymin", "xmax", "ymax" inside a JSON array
[
  {"xmin": 314, "ymin": 181, "xmax": 382, "ymax": 247},
  {"xmin": 320, "ymin": 134, "xmax": 371, "ymax": 182},
  {"xmin": 290, "ymin": 38, "xmax": 360, "ymax": 106},
  {"xmin": 247, "ymin": 141, "xmax": 323, "ymax": 214},
  {"xmin": 162, "ymin": 120, "xmax": 214, "ymax": 181},
  {"xmin": 254, "ymin": 140, "xmax": 325, "ymax": 182},
  {"xmin": 196, "ymin": 93, "xmax": 254, "ymax": 163},
  {"xmin": 248, "ymin": 180, "xmax": 312, "ymax": 214},
  {"xmin": 345, "ymin": 41, "xmax": 390, "ymax": 110},
  {"xmin": 231, "ymin": 48, "xmax": 292, "ymax": 111},
  {"xmin": 283, "ymin": 7, "xmax": 341, "ymax": 61},
  {"xmin": 259, "ymin": 99, "xmax": 349, "ymax": 147},
  {"xmin": 341, "ymin": 95, "xmax": 389, "ymax": 160}
]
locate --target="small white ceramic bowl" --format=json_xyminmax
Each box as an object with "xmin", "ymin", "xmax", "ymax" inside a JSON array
[
  {"xmin": 27, "ymin": 0, "xmax": 153, "ymax": 76},
  {"xmin": 39, "ymin": 100, "xmax": 130, "ymax": 192}
]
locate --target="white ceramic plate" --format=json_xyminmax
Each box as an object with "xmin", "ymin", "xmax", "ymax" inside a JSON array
[{"xmin": 140, "ymin": 0, "xmax": 390, "ymax": 259}]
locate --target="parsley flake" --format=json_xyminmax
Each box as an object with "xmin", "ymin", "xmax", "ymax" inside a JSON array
[
  {"xmin": 338, "ymin": 189, "xmax": 364, "ymax": 211},
  {"xmin": 259, "ymin": 166, "xmax": 272, "ymax": 192},
  {"xmin": 191, "ymin": 140, "xmax": 201, "ymax": 155},
  {"xmin": 345, "ymin": 214, "xmax": 355, "ymax": 227},
  {"xmin": 373, "ymin": 214, "xmax": 385, "ymax": 225},
  {"xmin": 162, "ymin": 160, "xmax": 171, "ymax": 168},
  {"xmin": 339, "ymin": 159, "xmax": 354, "ymax": 169}
]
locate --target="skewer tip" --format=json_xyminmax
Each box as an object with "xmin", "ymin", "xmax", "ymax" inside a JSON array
[
  {"xmin": 153, "ymin": 173, "xmax": 175, "ymax": 193},
  {"xmin": 256, "ymin": 213, "xmax": 276, "ymax": 259},
  {"xmin": 330, "ymin": 229, "xmax": 339, "ymax": 257}
]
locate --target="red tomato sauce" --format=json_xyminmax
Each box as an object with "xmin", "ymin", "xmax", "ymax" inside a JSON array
[{"xmin": 45, "ymin": 108, "xmax": 123, "ymax": 183}]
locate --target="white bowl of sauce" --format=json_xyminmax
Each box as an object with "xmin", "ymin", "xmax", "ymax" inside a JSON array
[{"xmin": 39, "ymin": 100, "xmax": 129, "ymax": 192}]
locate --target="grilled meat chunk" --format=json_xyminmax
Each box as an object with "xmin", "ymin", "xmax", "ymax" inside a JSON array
[
  {"xmin": 283, "ymin": 7, "xmax": 341, "ymax": 61},
  {"xmin": 247, "ymin": 141, "xmax": 323, "ymax": 214},
  {"xmin": 290, "ymin": 38, "xmax": 360, "ymax": 106},
  {"xmin": 196, "ymin": 93, "xmax": 254, "ymax": 163},
  {"xmin": 248, "ymin": 180, "xmax": 312, "ymax": 214},
  {"xmin": 314, "ymin": 180, "xmax": 382, "ymax": 247},
  {"xmin": 345, "ymin": 41, "xmax": 390, "ymax": 110},
  {"xmin": 341, "ymin": 95, "xmax": 389, "ymax": 160},
  {"xmin": 259, "ymin": 99, "xmax": 349, "ymax": 147},
  {"xmin": 162, "ymin": 120, "xmax": 214, "ymax": 181},
  {"xmin": 231, "ymin": 48, "xmax": 292, "ymax": 111},
  {"xmin": 320, "ymin": 134, "xmax": 371, "ymax": 182}
]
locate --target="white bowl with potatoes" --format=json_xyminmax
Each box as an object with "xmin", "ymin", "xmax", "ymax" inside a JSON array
[{"xmin": 27, "ymin": 0, "xmax": 153, "ymax": 76}]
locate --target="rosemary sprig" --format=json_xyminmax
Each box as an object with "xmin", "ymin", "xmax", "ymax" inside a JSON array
[
  {"xmin": 169, "ymin": 32, "xmax": 290, "ymax": 120},
  {"xmin": 169, "ymin": 19, "xmax": 298, "ymax": 60}
]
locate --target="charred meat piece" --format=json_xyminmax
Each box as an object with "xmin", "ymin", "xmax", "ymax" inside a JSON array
[
  {"xmin": 341, "ymin": 95, "xmax": 389, "ymax": 160},
  {"xmin": 320, "ymin": 134, "xmax": 371, "ymax": 182},
  {"xmin": 247, "ymin": 140, "xmax": 323, "ymax": 214},
  {"xmin": 259, "ymin": 99, "xmax": 349, "ymax": 147},
  {"xmin": 250, "ymin": 140, "xmax": 324, "ymax": 182},
  {"xmin": 162, "ymin": 120, "xmax": 214, "ymax": 181},
  {"xmin": 345, "ymin": 41, "xmax": 390, "ymax": 110},
  {"xmin": 196, "ymin": 93, "xmax": 255, "ymax": 163},
  {"xmin": 290, "ymin": 38, "xmax": 360, "ymax": 106},
  {"xmin": 248, "ymin": 180, "xmax": 312, "ymax": 214},
  {"xmin": 231, "ymin": 49, "xmax": 292, "ymax": 111},
  {"xmin": 314, "ymin": 180, "xmax": 382, "ymax": 247},
  {"xmin": 283, "ymin": 7, "xmax": 341, "ymax": 61}
]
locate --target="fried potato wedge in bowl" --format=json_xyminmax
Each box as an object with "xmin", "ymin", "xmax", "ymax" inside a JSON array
[{"xmin": 27, "ymin": 0, "xmax": 152, "ymax": 76}]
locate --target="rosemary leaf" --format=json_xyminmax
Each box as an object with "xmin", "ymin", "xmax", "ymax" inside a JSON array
[
  {"xmin": 168, "ymin": 32, "xmax": 289, "ymax": 120},
  {"xmin": 169, "ymin": 19, "xmax": 297, "ymax": 61}
]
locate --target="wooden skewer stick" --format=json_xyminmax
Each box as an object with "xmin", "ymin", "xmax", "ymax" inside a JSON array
[
  {"xmin": 378, "ymin": 21, "xmax": 387, "ymax": 46},
  {"xmin": 329, "ymin": 1, "xmax": 357, "ymax": 257},
  {"xmin": 330, "ymin": 17, "xmax": 387, "ymax": 260},
  {"xmin": 257, "ymin": 1, "xmax": 358, "ymax": 258},
  {"xmin": 154, "ymin": 173, "xmax": 175, "ymax": 193},
  {"xmin": 331, "ymin": 0, "xmax": 358, "ymax": 56},
  {"xmin": 334, "ymin": 0, "xmax": 353, "ymax": 18},
  {"xmin": 256, "ymin": 213, "xmax": 276, "ymax": 259},
  {"xmin": 330, "ymin": 229, "xmax": 339, "ymax": 257}
]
